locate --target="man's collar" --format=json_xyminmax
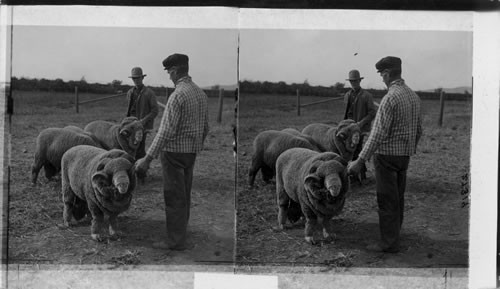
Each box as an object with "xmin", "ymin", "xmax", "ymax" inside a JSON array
[
  {"xmin": 174, "ymin": 75, "xmax": 191, "ymax": 86},
  {"xmin": 389, "ymin": 78, "xmax": 404, "ymax": 87}
]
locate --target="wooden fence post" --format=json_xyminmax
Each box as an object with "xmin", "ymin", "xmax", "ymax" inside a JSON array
[
  {"xmin": 75, "ymin": 86, "xmax": 79, "ymax": 113},
  {"xmin": 296, "ymin": 89, "xmax": 301, "ymax": 116},
  {"xmin": 438, "ymin": 90, "xmax": 445, "ymax": 126},
  {"xmin": 217, "ymin": 88, "xmax": 224, "ymax": 123}
]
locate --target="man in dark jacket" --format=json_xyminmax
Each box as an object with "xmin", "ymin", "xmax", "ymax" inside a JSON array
[
  {"xmin": 126, "ymin": 67, "xmax": 159, "ymax": 162},
  {"xmin": 343, "ymin": 69, "xmax": 376, "ymax": 183}
]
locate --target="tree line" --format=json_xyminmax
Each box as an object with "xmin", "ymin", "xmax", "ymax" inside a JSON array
[
  {"xmin": 239, "ymin": 80, "xmax": 472, "ymax": 101},
  {"xmin": 10, "ymin": 76, "xmax": 168, "ymax": 96}
]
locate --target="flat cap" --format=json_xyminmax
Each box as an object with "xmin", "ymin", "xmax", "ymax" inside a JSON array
[
  {"xmin": 162, "ymin": 53, "xmax": 189, "ymax": 70},
  {"xmin": 375, "ymin": 56, "xmax": 402, "ymax": 72}
]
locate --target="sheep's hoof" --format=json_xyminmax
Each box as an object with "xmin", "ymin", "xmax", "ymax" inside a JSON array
[
  {"xmin": 305, "ymin": 236, "xmax": 317, "ymax": 245},
  {"xmin": 91, "ymin": 234, "xmax": 104, "ymax": 242}
]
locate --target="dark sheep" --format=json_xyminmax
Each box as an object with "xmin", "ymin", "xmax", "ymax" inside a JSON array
[
  {"xmin": 61, "ymin": 145, "xmax": 136, "ymax": 242},
  {"xmin": 31, "ymin": 127, "xmax": 105, "ymax": 184},
  {"xmin": 275, "ymin": 147, "xmax": 349, "ymax": 244},
  {"xmin": 301, "ymin": 119, "xmax": 361, "ymax": 162},
  {"xmin": 248, "ymin": 130, "xmax": 320, "ymax": 187},
  {"xmin": 84, "ymin": 117, "xmax": 144, "ymax": 158}
]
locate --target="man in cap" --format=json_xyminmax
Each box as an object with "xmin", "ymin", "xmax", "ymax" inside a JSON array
[
  {"xmin": 126, "ymin": 67, "xmax": 159, "ymax": 164},
  {"xmin": 135, "ymin": 53, "xmax": 209, "ymax": 251},
  {"xmin": 347, "ymin": 56, "xmax": 422, "ymax": 253},
  {"xmin": 343, "ymin": 69, "xmax": 376, "ymax": 183}
]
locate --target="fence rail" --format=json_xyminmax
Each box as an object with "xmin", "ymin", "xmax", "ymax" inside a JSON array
[{"xmin": 74, "ymin": 86, "xmax": 229, "ymax": 124}]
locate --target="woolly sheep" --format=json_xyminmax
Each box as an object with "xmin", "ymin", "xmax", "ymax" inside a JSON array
[
  {"xmin": 31, "ymin": 127, "xmax": 105, "ymax": 184},
  {"xmin": 61, "ymin": 145, "xmax": 136, "ymax": 242},
  {"xmin": 275, "ymin": 147, "xmax": 348, "ymax": 244},
  {"xmin": 301, "ymin": 119, "xmax": 361, "ymax": 162},
  {"xmin": 248, "ymin": 130, "xmax": 320, "ymax": 187},
  {"xmin": 84, "ymin": 117, "xmax": 144, "ymax": 158}
]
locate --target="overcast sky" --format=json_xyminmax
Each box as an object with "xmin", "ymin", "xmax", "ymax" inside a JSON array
[
  {"xmin": 239, "ymin": 29, "xmax": 472, "ymax": 91},
  {"xmin": 12, "ymin": 26, "xmax": 238, "ymax": 88}
]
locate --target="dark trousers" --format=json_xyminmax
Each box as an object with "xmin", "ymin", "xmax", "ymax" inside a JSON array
[
  {"xmin": 160, "ymin": 151, "xmax": 197, "ymax": 248},
  {"xmin": 373, "ymin": 154, "xmax": 410, "ymax": 249}
]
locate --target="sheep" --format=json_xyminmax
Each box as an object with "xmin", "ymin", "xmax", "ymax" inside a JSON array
[
  {"xmin": 84, "ymin": 117, "xmax": 144, "ymax": 158},
  {"xmin": 301, "ymin": 119, "xmax": 361, "ymax": 162},
  {"xmin": 31, "ymin": 127, "xmax": 105, "ymax": 184},
  {"xmin": 61, "ymin": 145, "xmax": 136, "ymax": 242},
  {"xmin": 275, "ymin": 147, "xmax": 348, "ymax": 244},
  {"xmin": 248, "ymin": 130, "xmax": 321, "ymax": 187}
]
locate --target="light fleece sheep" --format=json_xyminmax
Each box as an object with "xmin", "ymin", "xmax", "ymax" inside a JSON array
[
  {"xmin": 84, "ymin": 116, "xmax": 144, "ymax": 158},
  {"xmin": 301, "ymin": 119, "xmax": 361, "ymax": 162},
  {"xmin": 276, "ymin": 148, "xmax": 348, "ymax": 244},
  {"xmin": 61, "ymin": 145, "xmax": 136, "ymax": 242},
  {"xmin": 248, "ymin": 130, "xmax": 321, "ymax": 187},
  {"xmin": 31, "ymin": 127, "xmax": 106, "ymax": 184}
]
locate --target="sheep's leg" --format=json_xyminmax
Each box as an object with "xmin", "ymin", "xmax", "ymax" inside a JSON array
[
  {"xmin": 89, "ymin": 207, "xmax": 105, "ymax": 242},
  {"xmin": 276, "ymin": 184, "xmax": 290, "ymax": 230},
  {"xmin": 321, "ymin": 216, "xmax": 336, "ymax": 243},
  {"xmin": 248, "ymin": 156, "xmax": 261, "ymax": 187},
  {"xmin": 303, "ymin": 209, "xmax": 318, "ymax": 244},
  {"xmin": 31, "ymin": 154, "xmax": 44, "ymax": 184},
  {"xmin": 62, "ymin": 184, "xmax": 78, "ymax": 227},
  {"xmin": 108, "ymin": 214, "xmax": 123, "ymax": 239}
]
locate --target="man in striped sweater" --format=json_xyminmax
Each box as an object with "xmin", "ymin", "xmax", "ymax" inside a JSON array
[{"xmin": 348, "ymin": 56, "xmax": 422, "ymax": 253}]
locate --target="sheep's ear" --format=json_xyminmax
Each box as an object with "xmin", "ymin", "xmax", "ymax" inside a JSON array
[
  {"xmin": 91, "ymin": 171, "xmax": 110, "ymax": 191},
  {"xmin": 308, "ymin": 162, "xmax": 319, "ymax": 174},
  {"xmin": 304, "ymin": 174, "xmax": 321, "ymax": 189}
]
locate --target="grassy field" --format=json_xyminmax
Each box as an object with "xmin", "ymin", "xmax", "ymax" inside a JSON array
[
  {"xmin": 236, "ymin": 92, "xmax": 470, "ymax": 270},
  {"xmin": 7, "ymin": 90, "xmax": 236, "ymax": 267}
]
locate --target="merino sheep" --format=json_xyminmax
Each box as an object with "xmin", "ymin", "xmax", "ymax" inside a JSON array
[
  {"xmin": 31, "ymin": 127, "xmax": 105, "ymax": 184},
  {"xmin": 61, "ymin": 145, "xmax": 136, "ymax": 241},
  {"xmin": 248, "ymin": 130, "xmax": 320, "ymax": 187},
  {"xmin": 302, "ymin": 119, "xmax": 361, "ymax": 162},
  {"xmin": 275, "ymin": 147, "xmax": 348, "ymax": 244},
  {"xmin": 84, "ymin": 117, "xmax": 144, "ymax": 158}
]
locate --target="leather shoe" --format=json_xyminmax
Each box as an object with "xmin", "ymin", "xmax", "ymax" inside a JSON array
[{"xmin": 366, "ymin": 243, "xmax": 400, "ymax": 253}]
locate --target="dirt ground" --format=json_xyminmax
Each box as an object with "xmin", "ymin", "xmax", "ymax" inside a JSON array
[
  {"xmin": 7, "ymin": 91, "xmax": 236, "ymax": 267},
  {"xmin": 236, "ymin": 93, "xmax": 470, "ymax": 269}
]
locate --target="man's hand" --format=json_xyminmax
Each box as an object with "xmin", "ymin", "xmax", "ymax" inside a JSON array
[
  {"xmin": 135, "ymin": 156, "xmax": 152, "ymax": 176},
  {"xmin": 347, "ymin": 158, "xmax": 365, "ymax": 175}
]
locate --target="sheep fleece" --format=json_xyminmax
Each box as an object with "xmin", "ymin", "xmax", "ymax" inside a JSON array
[
  {"xmin": 61, "ymin": 145, "xmax": 136, "ymax": 241},
  {"xmin": 31, "ymin": 127, "xmax": 104, "ymax": 184},
  {"xmin": 84, "ymin": 117, "xmax": 144, "ymax": 158},
  {"xmin": 248, "ymin": 130, "xmax": 320, "ymax": 187},
  {"xmin": 301, "ymin": 119, "xmax": 361, "ymax": 161},
  {"xmin": 276, "ymin": 147, "xmax": 348, "ymax": 244}
]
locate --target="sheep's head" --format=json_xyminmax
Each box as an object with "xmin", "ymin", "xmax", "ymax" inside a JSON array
[
  {"xmin": 118, "ymin": 117, "xmax": 144, "ymax": 154},
  {"xmin": 92, "ymin": 157, "xmax": 134, "ymax": 197},
  {"xmin": 335, "ymin": 119, "xmax": 361, "ymax": 152},
  {"xmin": 304, "ymin": 159, "xmax": 346, "ymax": 201}
]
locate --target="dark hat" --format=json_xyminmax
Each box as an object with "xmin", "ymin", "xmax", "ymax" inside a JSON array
[
  {"xmin": 162, "ymin": 53, "xmax": 189, "ymax": 70},
  {"xmin": 375, "ymin": 56, "xmax": 402, "ymax": 72},
  {"xmin": 346, "ymin": 69, "xmax": 364, "ymax": 81},
  {"xmin": 129, "ymin": 67, "xmax": 147, "ymax": 78}
]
